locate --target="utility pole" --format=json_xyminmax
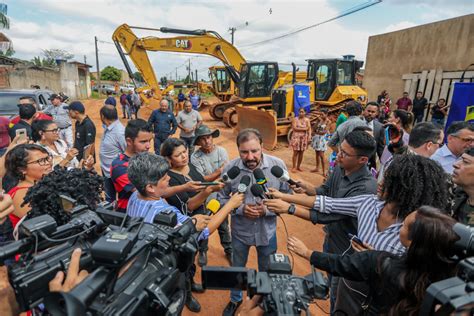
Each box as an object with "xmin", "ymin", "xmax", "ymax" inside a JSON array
[
  {"xmin": 188, "ymin": 59, "xmax": 191, "ymax": 83},
  {"xmin": 175, "ymin": 67, "xmax": 177, "ymax": 81},
  {"xmin": 195, "ymin": 69, "xmax": 198, "ymax": 92},
  {"xmin": 228, "ymin": 27, "xmax": 236, "ymax": 44},
  {"xmin": 83, "ymin": 55, "xmax": 87, "ymax": 65},
  {"xmin": 94, "ymin": 36, "xmax": 101, "ymax": 96}
]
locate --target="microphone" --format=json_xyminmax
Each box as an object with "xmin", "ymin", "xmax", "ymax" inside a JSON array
[
  {"xmin": 253, "ymin": 168, "xmax": 273, "ymax": 198},
  {"xmin": 270, "ymin": 166, "xmax": 299, "ymax": 187},
  {"xmin": 206, "ymin": 199, "xmax": 221, "ymax": 216},
  {"xmin": 222, "ymin": 166, "xmax": 240, "ymax": 184},
  {"xmin": 250, "ymin": 183, "xmax": 267, "ymax": 200},
  {"xmin": 237, "ymin": 175, "xmax": 251, "ymax": 193}
]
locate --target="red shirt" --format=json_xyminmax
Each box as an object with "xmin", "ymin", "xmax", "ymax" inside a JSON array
[
  {"xmin": 395, "ymin": 97, "xmax": 412, "ymax": 111},
  {"xmin": 0, "ymin": 116, "xmax": 10, "ymax": 149},
  {"xmin": 110, "ymin": 153, "xmax": 134, "ymax": 212}
]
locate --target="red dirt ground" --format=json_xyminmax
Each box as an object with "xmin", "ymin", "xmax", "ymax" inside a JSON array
[{"xmin": 82, "ymin": 97, "xmax": 329, "ymax": 315}]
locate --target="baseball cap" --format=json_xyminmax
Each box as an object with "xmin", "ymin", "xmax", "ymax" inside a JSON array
[
  {"xmin": 64, "ymin": 101, "xmax": 85, "ymax": 113},
  {"xmin": 48, "ymin": 93, "xmax": 61, "ymax": 100}
]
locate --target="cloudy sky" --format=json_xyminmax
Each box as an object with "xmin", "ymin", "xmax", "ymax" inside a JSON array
[{"xmin": 3, "ymin": 0, "xmax": 473, "ymax": 81}]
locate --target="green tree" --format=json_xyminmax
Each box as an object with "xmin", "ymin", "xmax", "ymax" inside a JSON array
[
  {"xmin": 30, "ymin": 56, "xmax": 56, "ymax": 68},
  {"xmin": 0, "ymin": 47, "xmax": 14, "ymax": 57},
  {"xmin": 90, "ymin": 73, "xmax": 96, "ymax": 80},
  {"xmin": 100, "ymin": 66, "xmax": 121, "ymax": 81},
  {"xmin": 160, "ymin": 76, "xmax": 167, "ymax": 86},
  {"xmin": 183, "ymin": 74, "xmax": 191, "ymax": 84},
  {"xmin": 132, "ymin": 71, "xmax": 143, "ymax": 82},
  {"xmin": 42, "ymin": 49, "xmax": 74, "ymax": 61}
]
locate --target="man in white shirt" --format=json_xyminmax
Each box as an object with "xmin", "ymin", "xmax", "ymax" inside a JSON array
[{"xmin": 431, "ymin": 121, "xmax": 474, "ymax": 174}]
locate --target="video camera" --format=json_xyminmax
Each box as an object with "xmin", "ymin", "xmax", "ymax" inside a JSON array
[
  {"xmin": 420, "ymin": 223, "xmax": 474, "ymax": 315},
  {"xmin": 202, "ymin": 253, "xmax": 328, "ymax": 315},
  {"xmin": 0, "ymin": 200, "xmax": 199, "ymax": 315}
]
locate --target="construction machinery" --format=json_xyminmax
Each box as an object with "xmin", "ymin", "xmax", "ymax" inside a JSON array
[
  {"xmin": 236, "ymin": 57, "xmax": 367, "ymax": 149},
  {"xmin": 112, "ymin": 24, "xmax": 305, "ymax": 126}
]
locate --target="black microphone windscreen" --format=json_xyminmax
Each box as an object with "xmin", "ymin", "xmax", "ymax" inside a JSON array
[
  {"xmin": 227, "ymin": 166, "xmax": 241, "ymax": 180},
  {"xmin": 250, "ymin": 183, "xmax": 265, "ymax": 197},
  {"xmin": 270, "ymin": 166, "xmax": 284, "ymax": 178},
  {"xmin": 253, "ymin": 168, "xmax": 266, "ymax": 183},
  {"xmin": 240, "ymin": 175, "xmax": 251, "ymax": 186}
]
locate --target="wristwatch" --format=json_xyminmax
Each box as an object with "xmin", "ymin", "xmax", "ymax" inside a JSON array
[{"xmin": 287, "ymin": 203, "xmax": 296, "ymax": 215}]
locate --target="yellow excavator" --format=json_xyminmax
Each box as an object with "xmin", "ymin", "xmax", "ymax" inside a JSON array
[
  {"xmin": 112, "ymin": 24, "xmax": 306, "ymax": 126},
  {"xmin": 236, "ymin": 57, "xmax": 367, "ymax": 149}
]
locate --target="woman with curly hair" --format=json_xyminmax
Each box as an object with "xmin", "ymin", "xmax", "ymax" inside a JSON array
[
  {"xmin": 263, "ymin": 154, "xmax": 450, "ymax": 314},
  {"xmin": 22, "ymin": 167, "xmax": 103, "ymax": 226},
  {"xmin": 287, "ymin": 206, "xmax": 459, "ymax": 315},
  {"xmin": 4, "ymin": 144, "xmax": 52, "ymax": 229}
]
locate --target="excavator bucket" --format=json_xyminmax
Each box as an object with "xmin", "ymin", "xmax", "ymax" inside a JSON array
[{"xmin": 235, "ymin": 105, "xmax": 278, "ymax": 150}]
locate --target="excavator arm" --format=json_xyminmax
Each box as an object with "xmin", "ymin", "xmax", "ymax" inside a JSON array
[{"xmin": 112, "ymin": 24, "xmax": 246, "ymax": 100}]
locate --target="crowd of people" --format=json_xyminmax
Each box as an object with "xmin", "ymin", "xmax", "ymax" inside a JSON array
[{"xmin": 0, "ymin": 87, "xmax": 472, "ymax": 316}]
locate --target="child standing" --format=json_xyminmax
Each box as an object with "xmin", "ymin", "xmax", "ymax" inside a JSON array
[{"xmin": 311, "ymin": 109, "xmax": 330, "ymax": 177}]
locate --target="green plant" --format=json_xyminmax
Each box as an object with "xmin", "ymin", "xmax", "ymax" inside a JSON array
[{"xmin": 100, "ymin": 66, "xmax": 121, "ymax": 81}]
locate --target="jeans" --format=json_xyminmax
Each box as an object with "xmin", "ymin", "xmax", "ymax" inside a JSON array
[
  {"xmin": 230, "ymin": 233, "xmax": 277, "ymax": 303},
  {"xmin": 180, "ymin": 136, "xmax": 195, "ymax": 155},
  {"xmin": 414, "ymin": 112, "xmax": 424, "ymax": 124},
  {"xmin": 199, "ymin": 217, "xmax": 232, "ymax": 254},
  {"xmin": 103, "ymin": 175, "xmax": 117, "ymax": 203},
  {"xmin": 431, "ymin": 117, "xmax": 445, "ymax": 128},
  {"xmin": 121, "ymin": 104, "xmax": 131, "ymax": 119},
  {"xmin": 154, "ymin": 134, "xmax": 170, "ymax": 155}
]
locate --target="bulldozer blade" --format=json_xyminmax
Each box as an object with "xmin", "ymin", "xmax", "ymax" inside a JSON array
[{"xmin": 235, "ymin": 106, "xmax": 278, "ymax": 150}]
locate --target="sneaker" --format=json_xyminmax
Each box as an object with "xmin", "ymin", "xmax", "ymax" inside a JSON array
[
  {"xmin": 198, "ymin": 251, "xmax": 207, "ymax": 267},
  {"xmin": 222, "ymin": 300, "xmax": 242, "ymax": 316}
]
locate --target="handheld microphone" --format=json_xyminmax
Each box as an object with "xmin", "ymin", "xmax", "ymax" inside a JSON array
[
  {"xmin": 222, "ymin": 166, "xmax": 240, "ymax": 184},
  {"xmin": 250, "ymin": 184, "xmax": 267, "ymax": 200},
  {"xmin": 237, "ymin": 175, "xmax": 251, "ymax": 194},
  {"xmin": 270, "ymin": 166, "xmax": 300, "ymax": 187},
  {"xmin": 253, "ymin": 168, "xmax": 273, "ymax": 198},
  {"xmin": 206, "ymin": 199, "xmax": 221, "ymax": 216}
]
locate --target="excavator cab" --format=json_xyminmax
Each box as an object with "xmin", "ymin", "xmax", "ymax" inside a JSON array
[
  {"xmin": 307, "ymin": 58, "xmax": 364, "ymax": 103},
  {"xmin": 209, "ymin": 66, "xmax": 231, "ymax": 93},
  {"xmin": 238, "ymin": 62, "xmax": 279, "ymax": 100}
]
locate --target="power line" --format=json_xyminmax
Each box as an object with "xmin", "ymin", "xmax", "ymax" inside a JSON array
[{"xmin": 240, "ymin": 0, "xmax": 382, "ymax": 48}]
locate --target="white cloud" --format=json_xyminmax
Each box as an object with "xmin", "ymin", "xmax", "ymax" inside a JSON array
[
  {"xmin": 3, "ymin": 0, "xmax": 471, "ymax": 81},
  {"xmin": 383, "ymin": 21, "xmax": 418, "ymax": 33}
]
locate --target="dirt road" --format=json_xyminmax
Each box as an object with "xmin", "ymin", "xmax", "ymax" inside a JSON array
[{"xmin": 82, "ymin": 98, "xmax": 329, "ymax": 315}]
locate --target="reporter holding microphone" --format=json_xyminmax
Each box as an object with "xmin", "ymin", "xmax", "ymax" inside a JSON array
[{"xmin": 126, "ymin": 152, "xmax": 244, "ymax": 313}]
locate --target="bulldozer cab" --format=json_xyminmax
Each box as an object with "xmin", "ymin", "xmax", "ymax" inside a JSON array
[
  {"xmin": 209, "ymin": 66, "xmax": 231, "ymax": 93},
  {"xmin": 307, "ymin": 59, "xmax": 362, "ymax": 101},
  {"xmin": 238, "ymin": 62, "xmax": 279, "ymax": 99}
]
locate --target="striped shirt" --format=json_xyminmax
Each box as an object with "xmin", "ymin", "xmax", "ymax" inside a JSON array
[
  {"xmin": 313, "ymin": 194, "xmax": 405, "ymax": 255},
  {"xmin": 127, "ymin": 191, "xmax": 209, "ymax": 241},
  {"xmin": 110, "ymin": 153, "xmax": 134, "ymax": 212}
]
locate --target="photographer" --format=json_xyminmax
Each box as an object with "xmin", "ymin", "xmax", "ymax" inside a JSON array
[
  {"xmin": 287, "ymin": 206, "xmax": 459, "ymax": 315},
  {"xmin": 126, "ymin": 152, "xmax": 244, "ymax": 313}
]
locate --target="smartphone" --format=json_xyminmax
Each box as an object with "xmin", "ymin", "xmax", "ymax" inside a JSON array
[
  {"xmin": 15, "ymin": 128, "xmax": 27, "ymax": 139},
  {"xmin": 348, "ymin": 233, "xmax": 364, "ymax": 246},
  {"xmin": 199, "ymin": 182, "xmax": 220, "ymax": 186},
  {"xmin": 202, "ymin": 266, "xmax": 248, "ymax": 290},
  {"xmin": 83, "ymin": 143, "xmax": 93, "ymax": 158},
  {"xmin": 384, "ymin": 127, "xmax": 390, "ymax": 145}
]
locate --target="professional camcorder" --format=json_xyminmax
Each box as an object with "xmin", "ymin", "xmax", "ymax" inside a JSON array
[
  {"xmin": 202, "ymin": 253, "xmax": 328, "ymax": 316},
  {"xmin": 0, "ymin": 199, "xmax": 199, "ymax": 315},
  {"xmin": 420, "ymin": 223, "xmax": 474, "ymax": 315}
]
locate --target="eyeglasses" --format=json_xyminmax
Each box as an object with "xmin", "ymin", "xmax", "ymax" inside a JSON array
[
  {"xmin": 432, "ymin": 141, "xmax": 444, "ymax": 147},
  {"xmin": 453, "ymin": 135, "xmax": 474, "ymax": 143},
  {"xmin": 27, "ymin": 155, "xmax": 52, "ymax": 166},
  {"xmin": 337, "ymin": 147, "xmax": 360, "ymax": 158},
  {"xmin": 44, "ymin": 128, "xmax": 59, "ymax": 133}
]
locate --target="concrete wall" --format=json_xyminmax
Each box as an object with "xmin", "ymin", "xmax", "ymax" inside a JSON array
[
  {"xmin": 8, "ymin": 66, "xmax": 62, "ymax": 91},
  {"xmin": 364, "ymin": 14, "xmax": 474, "ymax": 102}
]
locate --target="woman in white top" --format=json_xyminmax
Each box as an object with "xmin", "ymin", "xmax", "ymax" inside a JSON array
[{"xmin": 32, "ymin": 119, "xmax": 79, "ymax": 169}]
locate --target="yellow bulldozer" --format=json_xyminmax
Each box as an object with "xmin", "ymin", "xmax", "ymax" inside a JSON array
[
  {"xmin": 236, "ymin": 57, "xmax": 367, "ymax": 149},
  {"xmin": 112, "ymin": 24, "xmax": 306, "ymax": 126}
]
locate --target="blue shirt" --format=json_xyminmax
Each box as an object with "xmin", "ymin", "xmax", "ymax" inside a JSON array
[
  {"xmin": 127, "ymin": 191, "xmax": 209, "ymax": 241},
  {"xmin": 189, "ymin": 94, "xmax": 200, "ymax": 110},
  {"xmin": 178, "ymin": 93, "xmax": 186, "ymax": 102},
  {"xmin": 105, "ymin": 96, "xmax": 117, "ymax": 107},
  {"xmin": 148, "ymin": 110, "xmax": 178, "ymax": 135},
  {"xmin": 431, "ymin": 145, "xmax": 457, "ymax": 174},
  {"xmin": 217, "ymin": 154, "xmax": 291, "ymax": 247}
]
